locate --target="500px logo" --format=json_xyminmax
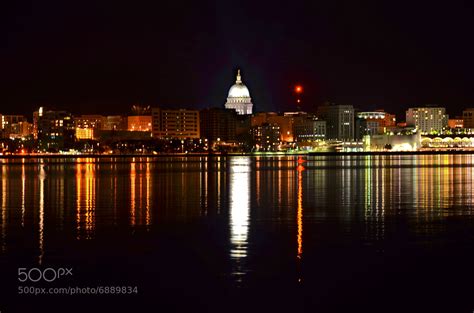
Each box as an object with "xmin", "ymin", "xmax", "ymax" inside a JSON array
[{"xmin": 18, "ymin": 267, "xmax": 73, "ymax": 283}]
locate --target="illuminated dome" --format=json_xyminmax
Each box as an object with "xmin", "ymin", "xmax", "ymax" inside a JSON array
[
  {"xmin": 225, "ymin": 69, "xmax": 253, "ymax": 115},
  {"xmin": 228, "ymin": 78, "xmax": 250, "ymax": 98}
]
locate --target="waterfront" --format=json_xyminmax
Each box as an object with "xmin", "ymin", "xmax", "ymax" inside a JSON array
[{"xmin": 1, "ymin": 155, "xmax": 474, "ymax": 312}]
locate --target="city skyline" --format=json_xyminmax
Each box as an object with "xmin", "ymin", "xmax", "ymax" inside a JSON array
[
  {"xmin": 2, "ymin": 1, "xmax": 474, "ymax": 118},
  {"xmin": 0, "ymin": 68, "xmax": 472, "ymax": 122}
]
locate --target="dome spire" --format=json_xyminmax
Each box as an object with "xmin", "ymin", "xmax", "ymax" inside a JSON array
[{"xmin": 236, "ymin": 69, "xmax": 242, "ymax": 84}]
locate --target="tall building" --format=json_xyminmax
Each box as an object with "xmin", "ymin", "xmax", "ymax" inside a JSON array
[
  {"xmin": 200, "ymin": 108, "xmax": 238, "ymax": 143},
  {"xmin": 225, "ymin": 69, "xmax": 253, "ymax": 115},
  {"xmin": 152, "ymin": 108, "xmax": 200, "ymax": 139},
  {"xmin": 462, "ymin": 108, "xmax": 474, "ymax": 128},
  {"xmin": 317, "ymin": 103, "xmax": 355, "ymax": 140},
  {"xmin": 406, "ymin": 106, "xmax": 448, "ymax": 134},
  {"xmin": 35, "ymin": 108, "xmax": 75, "ymax": 150}
]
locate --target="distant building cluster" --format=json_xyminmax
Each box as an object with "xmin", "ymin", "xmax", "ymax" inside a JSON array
[{"xmin": 1, "ymin": 69, "xmax": 474, "ymax": 154}]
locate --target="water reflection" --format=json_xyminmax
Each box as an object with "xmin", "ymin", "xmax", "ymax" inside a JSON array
[
  {"xmin": 0, "ymin": 155, "xmax": 474, "ymax": 276},
  {"xmin": 130, "ymin": 161, "xmax": 136, "ymax": 226},
  {"xmin": 297, "ymin": 160, "xmax": 304, "ymax": 284},
  {"xmin": 229, "ymin": 157, "xmax": 251, "ymax": 281},
  {"xmin": 76, "ymin": 160, "xmax": 96, "ymax": 240},
  {"xmin": 39, "ymin": 164, "xmax": 45, "ymax": 264},
  {"xmin": 1, "ymin": 166, "xmax": 6, "ymax": 253},
  {"xmin": 297, "ymin": 161, "xmax": 304, "ymax": 259},
  {"xmin": 21, "ymin": 163, "xmax": 25, "ymax": 227}
]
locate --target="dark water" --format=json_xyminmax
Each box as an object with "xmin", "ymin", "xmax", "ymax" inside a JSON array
[{"xmin": 1, "ymin": 155, "xmax": 474, "ymax": 312}]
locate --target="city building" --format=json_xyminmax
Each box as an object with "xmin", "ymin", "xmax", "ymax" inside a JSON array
[
  {"xmin": 35, "ymin": 108, "xmax": 75, "ymax": 150},
  {"xmin": 127, "ymin": 115, "xmax": 152, "ymax": 132},
  {"xmin": 75, "ymin": 128, "xmax": 94, "ymax": 140},
  {"xmin": 152, "ymin": 108, "xmax": 200, "ymax": 139},
  {"xmin": 406, "ymin": 106, "xmax": 448, "ymax": 134},
  {"xmin": 0, "ymin": 114, "xmax": 31, "ymax": 139},
  {"xmin": 200, "ymin": 108, "xmax": 238, "ymax": 143},
  {"xmin": 225, "ymin": 69, "xmax": 253, "ymax": 115},
  {"xmin": 74, "ymin": 115, "xmax": 106, "ymax": 130},
  {"xmin": 462, "ymin": 108, "xmax": 474, "ymax": 128},
  {"xmin": 74, "ymin": 115, "xmax": 107, "ymax": 140},
  {"xmin": 356, "ymin": 110, "xmax": 396, "ymax": 139},
  {"xmin": 251, "ymin": 112, "xmax": 306, "ymax": 142},
  {"xmin": 364, "ymin": 133, "xmax": 421, "ymax": 151},
  {"xmin": 103, "ymin": 116, "xmax": 127, "ymax": 131},
  {"xmin": 293, "ymin": 115, "xmax": 326, "ymax": 142},
  {"xmin": 250, "ymin": 123, "xmax": 281, "ymax": 151},
  {"xmin": 317, "ymin": 103, "xmax": 355, "ymax": 141},
  {"xmin": 448, "ymin": 117, "xmax": 464, "ymax": 129}
]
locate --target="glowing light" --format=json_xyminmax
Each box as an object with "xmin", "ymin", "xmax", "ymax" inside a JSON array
[
  {"xmin": 1, "ymin": 167, "xmax": 6, "ymax": 254},
  {"xmin": 229, "ymin": 157, "xmax": 251, "ymax": 282},
  {"xmin": 76, "ymin": 160, "xmax": 96, "ymax": 240},
  {"xmin": 21, "ymin": 164, "xmax": 25, "ymax": 227},
  {"xmin": 297, "ymin": 163, "xmax": 304, "ymax": 258},
  {"xmin": 75, "ymin": 128, "xmax": 94, "ymax": 140},
  {"xmin": 130, "ymin": 162, "xmax": 136, "ymax": 226},
  {"xmin": 39, "ymin": 164, "xmax": 45, "ymax": 264},
  {"xmin": 295, "ymin": 85, "xmax": 303, "ymax": 94}
]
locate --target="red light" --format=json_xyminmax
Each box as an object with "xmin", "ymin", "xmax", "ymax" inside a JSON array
[{"xmin": 295, "ymin": 85, "xmax": 303, "ymax": 94}]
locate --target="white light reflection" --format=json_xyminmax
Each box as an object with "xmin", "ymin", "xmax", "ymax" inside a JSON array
[
  {"xmin": 229, "ymin": 157, "xmax": 251, "ymax": 281},
  {"xmin": 21, "ymin": 162, "xmax": 26, "ymax": 227},
  {"xmin": 39, "ymin": 163, "xmax": 45, "ymax": 264}
]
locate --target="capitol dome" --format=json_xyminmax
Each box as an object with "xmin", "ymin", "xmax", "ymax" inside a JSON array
[
  {"xmin": 228, "ymin": 80, "xmax": 250, "ymax": 98},
  {"xmin": 225, "ymin": 69, "xmax": 253, "ymax": 115}
]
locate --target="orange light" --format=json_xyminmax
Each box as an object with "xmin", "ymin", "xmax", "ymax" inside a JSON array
[{"xmin": 295, "ymin": 85, "xmax": 303, "ymax": 94}]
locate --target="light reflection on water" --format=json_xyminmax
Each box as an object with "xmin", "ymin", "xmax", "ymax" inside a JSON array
[
  {"xmin": 1, "ymin": 166, "xmax": 6, "ymax": 254},
  {"xmin": 229, "ymin": 157, "xmax": 251, "ymax": 281},
  {"xmin": 0, "ymin": 155, "xmax": 474, "ymax": 280}
]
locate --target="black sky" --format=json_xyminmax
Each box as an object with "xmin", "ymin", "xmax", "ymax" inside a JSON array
[{"xmin": 1, "ymin": 0, "xmax": 474, "ymax": 119}]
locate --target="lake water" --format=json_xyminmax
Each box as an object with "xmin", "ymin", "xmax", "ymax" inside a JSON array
[{"xmin": 1, "ymin": 155, "xmax": 474, "ymax": 312}]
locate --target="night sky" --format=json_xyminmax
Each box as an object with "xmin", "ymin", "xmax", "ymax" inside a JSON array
[{"xmin": 2, "ymin": 0, "xmax": 474, "ymax": 119}]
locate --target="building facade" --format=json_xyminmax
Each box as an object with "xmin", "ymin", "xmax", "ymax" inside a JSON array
[
  {"xmin": 250, "ymin": 123, "xmax": 281, "ymax": 151},
  {"xmin": 462, "ymin": 108, "xmax": 474, "ymax": 128},
  {"xmin": 406, "ymin": 106, "xmax": 448, "ymax": 134},
  {"xmin": 0, "ymin": 114, "xmax": 31, "ymax": 139},
  {"xmin": 127, "ymin": 115, "xmax": 152, "ymax": 132},
  {"xmin": 200, "ymin": 108, "xmax": 238, "ymax": 143},
  {"xmin": 293, "ymin": 116, "xmax": 326, "ymax": 142},
  {"xmin": 317, "ymin": 103, "xmax": 355, "ymax": 141},
  {"xmin": 103, "ymin": 116, "xmax": 127, "ymax": 131},
  {"xmin": 35, "ymin": 108, "xmax": 75, "ymax": 150},
  {"xmin": 448, "ymin": 118, "xmax": 464, "ymax": 129},
  {"xmin": 152, "ymin": 108, "xmax": 200, "ymax": 139},
  {"xmin": 356, "ymin": 110, "xmax": 396, "ymax": 139}
]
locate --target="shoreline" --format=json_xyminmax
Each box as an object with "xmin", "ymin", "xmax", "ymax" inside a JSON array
[{"xmin": 1, "ymin": 150, "xmax": 474, "ymax": 159}]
